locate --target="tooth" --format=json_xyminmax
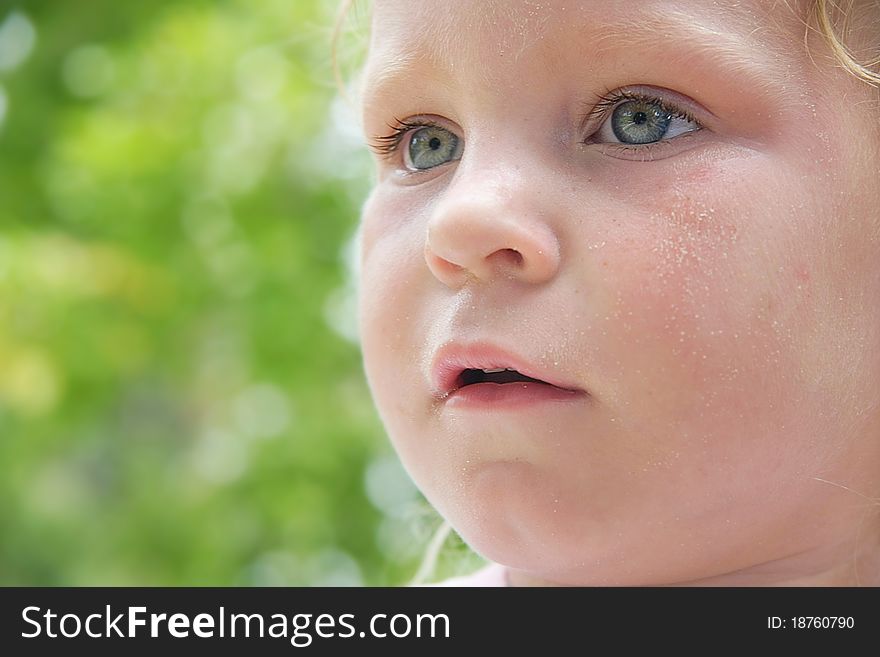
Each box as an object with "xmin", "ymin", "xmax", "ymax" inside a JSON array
[{"xmin": 482, "ymin": 368, "xmax": 506, "ymax": 373}]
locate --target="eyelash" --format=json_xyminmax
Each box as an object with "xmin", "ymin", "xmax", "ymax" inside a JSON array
[
  {"xmin": 368, "ymin": 117, "xmax": 445, "ymax": 159},
  {"xmin": 584, "ymin": 88, "xmax": 698, "ymax": 127},
  {"xmin": 367, "ymin": 89, "xmax": 701, "ymax": 162}
]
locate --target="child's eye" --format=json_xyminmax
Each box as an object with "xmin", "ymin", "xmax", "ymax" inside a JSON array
[
  {"xmin": 587, "ymin": 90, "xmax": 702, "ymax": 147},
  {"xmin": 368, "ymin": 118, "xmax": 463, "ymax": 171},
  {"xmin": 406, "ymin": 125, "xmax": 463, "ymax": 170}
]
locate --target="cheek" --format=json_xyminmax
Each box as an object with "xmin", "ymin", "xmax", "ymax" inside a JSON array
[
  {"xmin": 357, "ymin": 193, "xmax": 437, "ymax": 463},
  {"xmin": 590, "ymin": 151, "xmax": 833, "ymax": 462}
]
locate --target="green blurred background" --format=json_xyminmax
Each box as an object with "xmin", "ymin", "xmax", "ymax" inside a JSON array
[{"xmin": 0, "ymin": 0, "xmax": 479, "ymax": 585}]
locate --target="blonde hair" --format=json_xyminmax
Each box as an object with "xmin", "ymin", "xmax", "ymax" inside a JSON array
[
  {"xmin": 811, "ymin": 0, "xmax": 880, "ymax": 87},
  {"xmin": 332, "ymin": 0, "xmax": 364, "ymax": 105}
]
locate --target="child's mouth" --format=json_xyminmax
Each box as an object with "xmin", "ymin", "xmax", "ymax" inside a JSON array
[
  {"xmin": 448, "ymin": 368, "xmax": 582, "ymax": 409},
  {"xmin": 458, "ymin": 367, "xmax": 546, "ymax": 387},
  {"xmin": 431, "ymin": 342, "xmax": 587, "ymax": 410}
]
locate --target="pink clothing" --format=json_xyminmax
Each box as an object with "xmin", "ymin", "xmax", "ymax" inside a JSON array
[{"xmin": 431, "ymin": 563, "xmax": 509, "ymax": 587}]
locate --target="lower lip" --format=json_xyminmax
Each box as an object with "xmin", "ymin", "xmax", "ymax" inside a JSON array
[{"xmin": 444, "ymin": 382, "xmax": 585, "ymax": 409}]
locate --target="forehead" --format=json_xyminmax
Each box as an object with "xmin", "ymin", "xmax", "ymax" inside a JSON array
[
  {"xmin": 362, "ymin": 0, "xmax": 809, "ymax": 115},
  {"xmin": 366, "ymin": 0, "xmax": 805, "ymax": 62}
]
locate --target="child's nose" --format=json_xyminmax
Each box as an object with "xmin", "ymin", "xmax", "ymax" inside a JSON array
[{"xmin": 424, "ymin": 175, "xmax": 561, "ymax": 288}]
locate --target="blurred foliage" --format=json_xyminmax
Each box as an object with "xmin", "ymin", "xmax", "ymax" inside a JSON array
[{"xmin": 0, "ymin": 0, "xmax": 480, "ymax": 585}]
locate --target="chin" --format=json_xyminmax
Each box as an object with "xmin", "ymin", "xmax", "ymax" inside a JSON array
[
  {"xmin": 432, "ymin": 459, "xmax": 615, "ymax": 584},
  {"xmin": 431, "ymin": 461, "xmax": 710, "ymax": 586},
  {"xmin": 457, "ymin": 517, "xmax": 612, "ymax": 586}
]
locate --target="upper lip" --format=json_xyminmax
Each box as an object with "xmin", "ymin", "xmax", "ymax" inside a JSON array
[{"xmin": 430, "ymin": 341, "xmax": 584, "ymax": 399}]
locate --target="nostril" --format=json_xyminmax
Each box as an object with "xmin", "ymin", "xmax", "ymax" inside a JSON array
[{"xmin": 498, "ymin": 248, "xmax": 524, "ymax": 268}]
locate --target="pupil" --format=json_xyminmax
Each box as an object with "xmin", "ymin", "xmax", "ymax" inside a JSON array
[
  {"xmin": 429, "ymin": 137, "xmax": 441, "ymax": 150},
  {"xmin": 633, "ymin": 111, "xmax": 647, "ymax": 125}
]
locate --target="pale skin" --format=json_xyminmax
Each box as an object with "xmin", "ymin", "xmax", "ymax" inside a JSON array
[{"xmin": 357, "ymin": 0, "xmax": 880, "ymax": 586}]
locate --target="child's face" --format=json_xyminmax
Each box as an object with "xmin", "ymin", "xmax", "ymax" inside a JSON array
[{"xmin": 358, "ymin": 0, "xmax": 880, "ymax": 585}]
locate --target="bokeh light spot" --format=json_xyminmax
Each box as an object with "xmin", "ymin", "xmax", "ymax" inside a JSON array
[
  {"xmin": 62, "ymin": 44, "xmax": 116, "ymax": 98},
  {"xmin": 0, "ymin": 10, "xmax": 36, "ymax": 72}
]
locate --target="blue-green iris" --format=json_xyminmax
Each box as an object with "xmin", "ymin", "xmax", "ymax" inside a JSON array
[
  {"xmin": 611, "ymin": 100, "xmax": 673, "ymax": 145},
  {"xmin": 408, "ymin": 126, "xmax": 461, "ymax": 170}
]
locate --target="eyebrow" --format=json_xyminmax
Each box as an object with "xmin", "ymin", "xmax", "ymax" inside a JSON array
[
  {"xmin": 361, "ymin": 5, "xmax": 796, "ymax": 124},
  {"xmin": 592, "ymin": 8, "xmax": 794, "ymax": 100}
]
